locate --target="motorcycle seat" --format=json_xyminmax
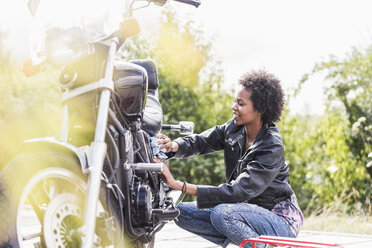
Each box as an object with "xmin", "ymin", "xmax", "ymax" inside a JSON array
[
  {"xmin": 130, "ymin": 59, "xmax": 159, "ymax": 92},
  {"xmin": 130, "ymin": 59, "xmax": 163, "ymax": 136}
]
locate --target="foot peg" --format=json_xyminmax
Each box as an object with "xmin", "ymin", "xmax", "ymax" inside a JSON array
[{"xmin": 152, "ymin": 208, "xmax": 180, "ymax": 222}]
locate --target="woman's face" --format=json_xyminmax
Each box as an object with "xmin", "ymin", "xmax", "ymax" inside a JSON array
[{"xmin": 232, "ymin": 86, "xmax": 261, "ymax": 126}]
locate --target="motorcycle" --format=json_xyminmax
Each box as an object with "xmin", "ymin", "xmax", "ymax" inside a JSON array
[{"xmin": 0, "ymin": 0, "xmax": 200, "ymax": 247}]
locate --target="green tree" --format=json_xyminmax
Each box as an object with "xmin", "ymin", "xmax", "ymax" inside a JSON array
[
  {"xmin": 283, "ymin": 45, "xmax": 372, "ymax": 213},
  {"xmin": 299, "ymin": 46, "xmax": 372, "ymax": 178},
  {"xmin": 280, "ymin": 107, "xmax": 371, "ymax": 214},
  {"xmin": 0, "ymin": 34, "xmax": 61, "ymax": 166}
]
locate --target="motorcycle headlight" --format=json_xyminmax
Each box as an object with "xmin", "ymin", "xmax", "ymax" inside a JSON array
[{"xmin": 45, "ymin": 27, "xmax": 94, "ymax": 66}]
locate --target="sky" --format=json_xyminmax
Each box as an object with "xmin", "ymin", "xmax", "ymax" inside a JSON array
[{"xmin": 1, "ymin": 0, "xmax": 372, "ymax": 115}]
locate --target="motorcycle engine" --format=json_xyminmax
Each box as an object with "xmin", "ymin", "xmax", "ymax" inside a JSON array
[{"xmin": 132, "ymin": 180, "xmax": 153, "ymax": 226}]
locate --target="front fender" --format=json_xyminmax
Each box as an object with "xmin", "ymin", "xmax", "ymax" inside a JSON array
[{"xmin": 23, "ymin": 137, "xmax": 89, "ymax": 173}]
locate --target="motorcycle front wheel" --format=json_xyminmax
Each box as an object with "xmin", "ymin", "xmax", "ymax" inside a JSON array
[{"xmin": 0, "ymin": 151, "xmax": 121, "ymax": 248}]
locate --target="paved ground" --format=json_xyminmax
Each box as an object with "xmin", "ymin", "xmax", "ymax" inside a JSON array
[
  {"xmin": 154, "ymin": 221, "xmax": 372, "ymax": 248},
  {"xmin": 19, "ymin": 207, "xmax": 372, "ymax": 247}
]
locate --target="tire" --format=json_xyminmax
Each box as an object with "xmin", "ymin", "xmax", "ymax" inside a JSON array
[{"xmin": 0, "ymin": 151, "xmax": 120, "ymax": 248}]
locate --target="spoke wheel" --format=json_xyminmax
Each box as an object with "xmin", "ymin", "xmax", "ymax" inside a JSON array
[
  {"xmin": 0, "ymin": 151, "xmax": 113, "ymax": 248},
  {"xmin": 0, "ymin": 151, "xmax": 129, "ymax": 248},
  {"xmin": 16, "ymin": 167, "xmax": 86, "ymax": 248}
]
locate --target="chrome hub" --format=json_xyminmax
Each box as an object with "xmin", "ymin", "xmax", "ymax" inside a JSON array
[{"xmin": 43, "ymin": 193, "xmax": 83, "ymax": 248}]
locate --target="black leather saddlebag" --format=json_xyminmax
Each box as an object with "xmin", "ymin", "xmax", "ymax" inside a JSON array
[{"xmin": 114, "ymin": 62, "xmax": 148, "ymax": 119}]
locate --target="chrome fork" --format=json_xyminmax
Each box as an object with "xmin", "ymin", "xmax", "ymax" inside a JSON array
[{"xmin": 82, "ymin": 38, "xmax": 118, "ymax": 248}]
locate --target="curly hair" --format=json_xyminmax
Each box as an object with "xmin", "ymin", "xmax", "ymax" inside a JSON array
[{"xmin": 238, "ymin": 69, "xmax": 285, "ymax": 123}]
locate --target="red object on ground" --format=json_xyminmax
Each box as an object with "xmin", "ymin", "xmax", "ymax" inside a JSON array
[{"xmin": 239, "ymin": 235, "xmax": 344, "ymax": 248}]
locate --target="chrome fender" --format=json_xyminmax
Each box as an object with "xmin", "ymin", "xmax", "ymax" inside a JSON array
[{"xmin": 24, "ymin": 137, "xmax": 89, "ymax": 173}]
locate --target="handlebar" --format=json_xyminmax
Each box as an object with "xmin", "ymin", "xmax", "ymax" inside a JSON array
[
  {"xmin": 162, "ymin": 121, "xmax": 194, "ymax": 135},
  {"xmin": 150, "ymin": 0, "xmax": 201, "ymax": 8},
  {"xmin": 173, "ymin": 0, "xmax": 201, "ymax": 8}
]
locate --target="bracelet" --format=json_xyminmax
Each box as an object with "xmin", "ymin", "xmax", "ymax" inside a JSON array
[{"xmin": 181, "ymin": 181, "xmax": 187, "ymax": 193}]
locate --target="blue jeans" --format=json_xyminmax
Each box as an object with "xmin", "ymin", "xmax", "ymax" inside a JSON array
[{"xmin": 175, "ymin": 202, "xmax": 295, "ymax": 248}]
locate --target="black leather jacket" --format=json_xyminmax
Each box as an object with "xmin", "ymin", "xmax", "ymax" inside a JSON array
[{"xmin": 172, "ymin": 119, "xmax": 294, "ymax": 210}]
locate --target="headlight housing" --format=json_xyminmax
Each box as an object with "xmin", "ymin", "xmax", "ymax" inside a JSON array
[
  {"xmin": 45, "ymin": 27, "xmax": 93, "ymax": 66},
  {"xmin": 29, "ymin": 0, "xmax": 126, "ymax": 66}
]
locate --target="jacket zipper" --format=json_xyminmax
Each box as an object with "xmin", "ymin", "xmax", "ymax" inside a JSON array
[{"xmin": 228, "ymin": 140, "xmax": 244, "ymax": 183}]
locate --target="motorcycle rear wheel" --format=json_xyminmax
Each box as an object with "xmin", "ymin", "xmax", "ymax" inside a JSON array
[{"xmin": 0, "ymin": 151, "xmax": 123, "ymax": 248}]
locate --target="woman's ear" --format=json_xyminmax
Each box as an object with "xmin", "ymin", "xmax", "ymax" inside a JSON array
[{"xmin": 257, "ymin": 111, "xmax": 264, "ymax": 119}]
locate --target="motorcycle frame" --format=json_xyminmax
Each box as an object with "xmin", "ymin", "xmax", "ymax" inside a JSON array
[
  {"xmin": 23, "ymin": 38, "xmax": 144, "ymax": 247},
  {"xmin": 46, "ymin": 36, "xmax": 165, "ymax": 247}
]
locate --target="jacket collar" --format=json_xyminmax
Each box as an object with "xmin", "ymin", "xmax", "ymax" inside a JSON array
[
  {"xmin": 226, "ymin": 120, "xmax": 270, "ymax": 147},
  {"xmin": 225, "ymin": 123, "xmax": 245, "ymax": 146}
]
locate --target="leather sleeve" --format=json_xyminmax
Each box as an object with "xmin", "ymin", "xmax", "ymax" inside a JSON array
[
  {"xmin": 196, "ymin": 135, "xmax": 285, "ymax": 209},
  {"xmin": 171, "ymin": 122, "xmax": 228, "ymax": 159}
]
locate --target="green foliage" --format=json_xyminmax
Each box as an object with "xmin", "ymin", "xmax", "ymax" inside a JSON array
[
  {"xmin": 278, "ymin": 110, "xmax": 314, "ymax": 209},
  {"xmin": 299, "ymin": 47, "xmax": 372, "ymax": 177},
  {"xmin": 280, "ymin": 110, "xmax": 370, "ymax": 214},
  {"xmin": 286, "ymin": 45, "xmax": 372, "ymax": 215},
  {"xmin": 0, "ymin": 37, "xmax": 61, "ymax": 166}
]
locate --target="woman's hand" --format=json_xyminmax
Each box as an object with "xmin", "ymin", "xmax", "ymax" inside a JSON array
[
  {"xmin": 161, "ymin": 163, "xmax": 178, "ymax": 189},
  {"xmin": 153, "ymin": 156, "xmax": 197, "ymax": 195},
  {"xmin": 156, "ymin": 133, "xmax": 179, "ymax": 153},
  {"xmin": 153, "ymin": 156, "xmax": 178, "ymax": 189}
]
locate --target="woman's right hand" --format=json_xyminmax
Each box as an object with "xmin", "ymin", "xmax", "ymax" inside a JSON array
[{"xmin": 156, "ymin": 133, "xmax": 179, "ymax": 153}]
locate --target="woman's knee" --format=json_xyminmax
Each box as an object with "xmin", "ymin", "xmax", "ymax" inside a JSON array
[
  {"xmin": 210, "ymin": 204, "xmax": 234, "ymax": 230},
  {"xmin": 211, "ymin": 203, "xmax": 248, "ymax": 220},
  {"xmin": 210, "ymin": 204, "xmax": 258, "ymax": 233}
]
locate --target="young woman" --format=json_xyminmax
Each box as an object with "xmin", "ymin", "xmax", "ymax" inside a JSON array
[{"xmin": 156, "ymin": 69, "xmax": 303, "ymax": 248}]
